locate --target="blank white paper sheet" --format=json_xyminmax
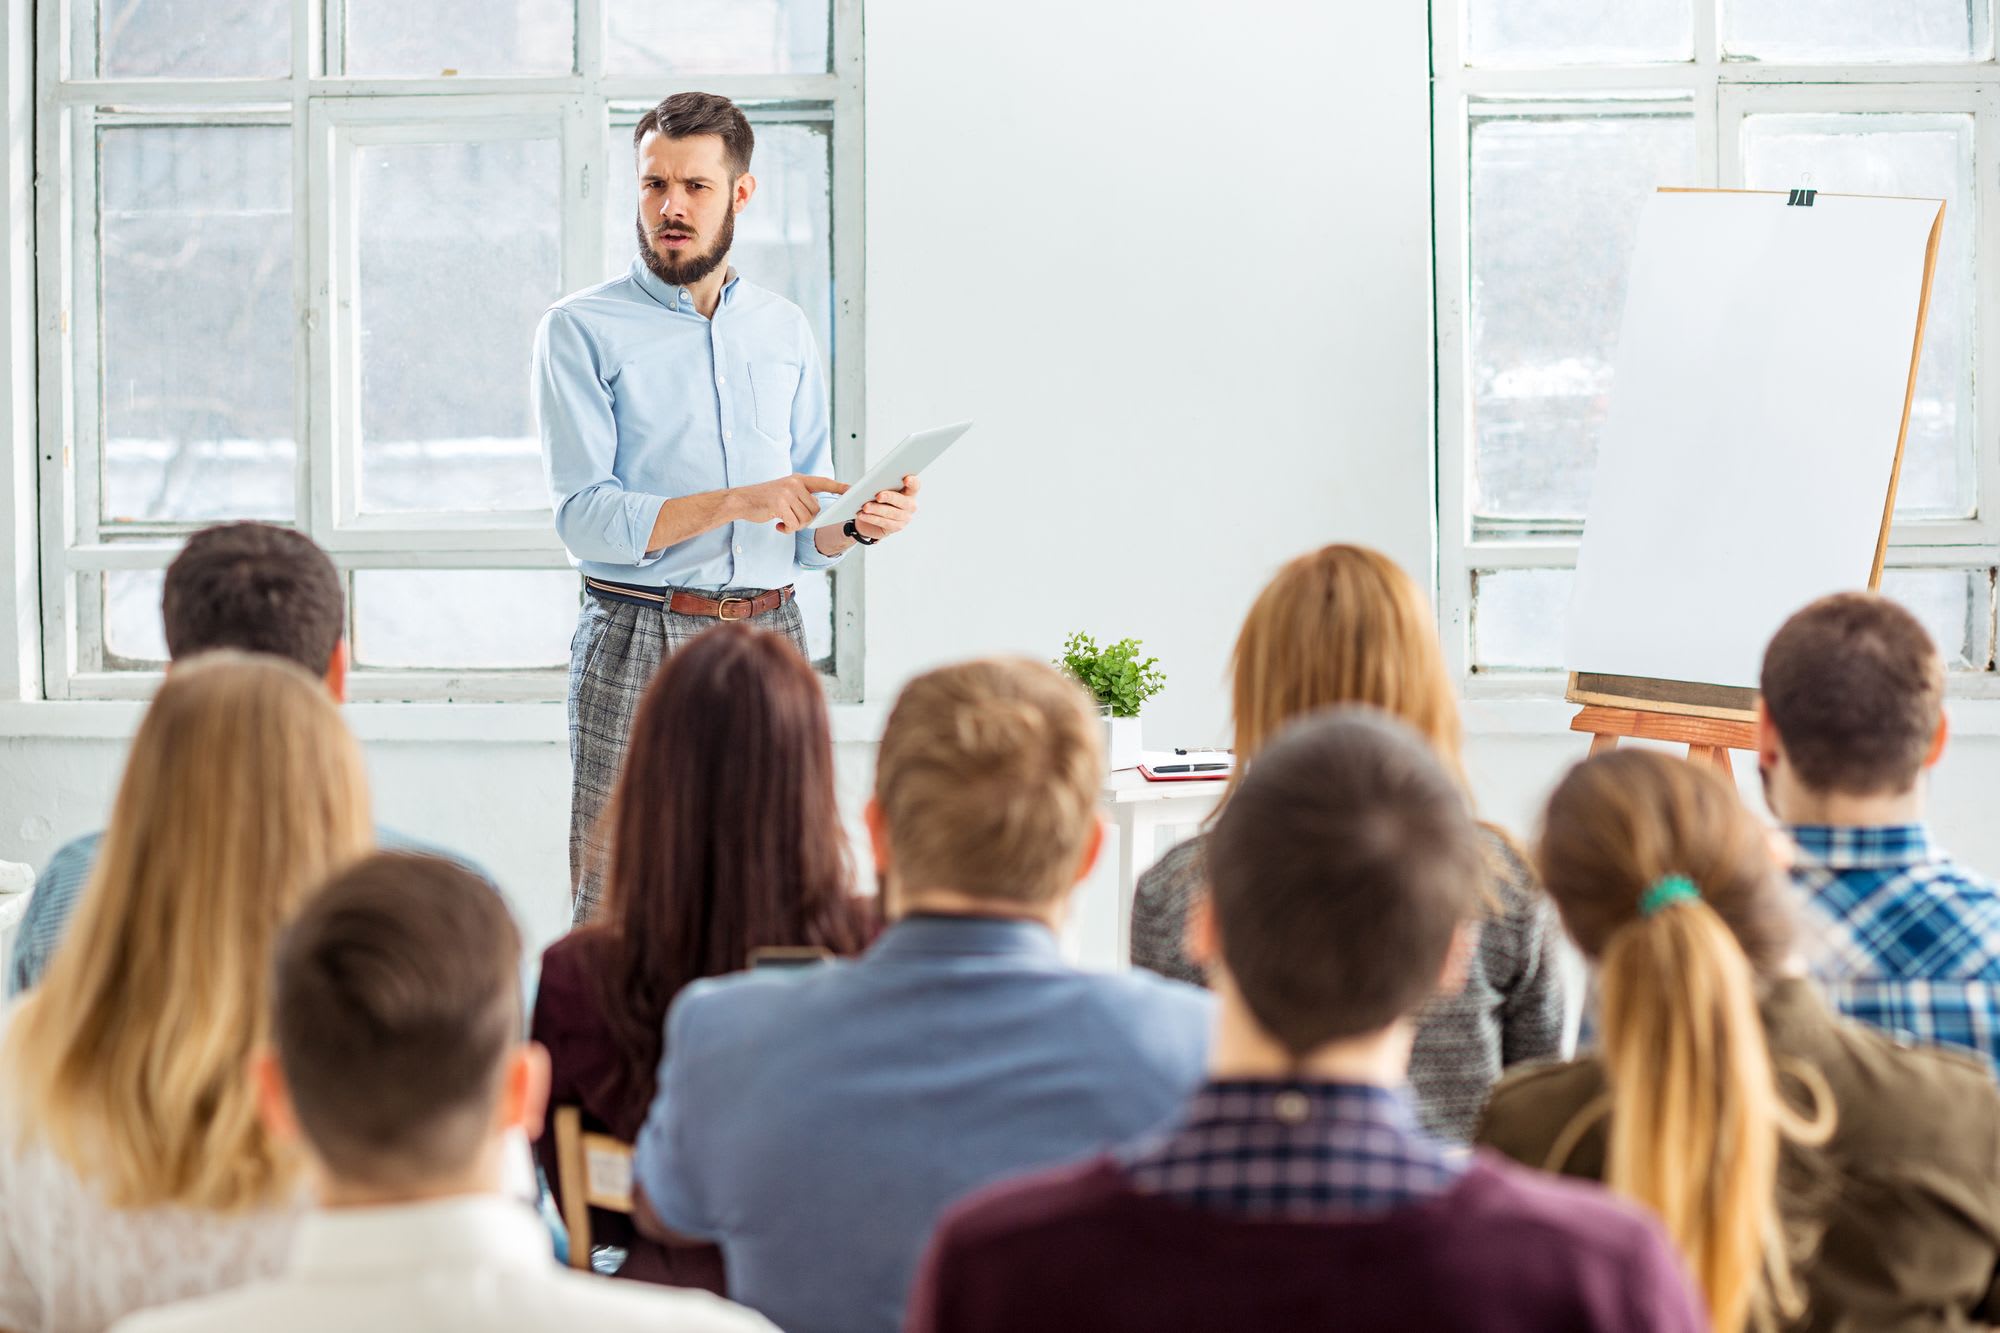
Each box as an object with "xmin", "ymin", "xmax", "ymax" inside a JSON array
[{"xmin": 1564, "ymin": 190, "xmax": 1943, "ymax": 690}]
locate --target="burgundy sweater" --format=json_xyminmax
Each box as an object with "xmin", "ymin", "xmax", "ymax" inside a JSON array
[{"xmin": 907, "ymin": 1155, "xmax": 1705, "ymax": 1333}]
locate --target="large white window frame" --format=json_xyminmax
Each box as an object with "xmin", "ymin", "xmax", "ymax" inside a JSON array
[
  {"xmin": 1434, "ymin": 5, "xmax": 2000, "ymax": 696},
  {"xmin": 34, "ymin": 0, "xmax": 865, "ymax": 703}
]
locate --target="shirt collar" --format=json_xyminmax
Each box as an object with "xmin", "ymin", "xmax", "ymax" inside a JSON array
[
  {"xmin": 1787, "ymin": 823, "xmax": 1943, "ymax": 870},
  {"xmin": 1181, "ymin": 1079, "xmax": 1420, "ymax": 1134},
  {"xmin": 288, "ymin": 1195, "xmax": 551, "ymax": 1279},
  {"xmin": 867, "ymin": 913, "xmax": 1064, "ymax": 962},
  {"xmin": 627, "ymin": 254, "xmax": 741, "ymax": 315}
]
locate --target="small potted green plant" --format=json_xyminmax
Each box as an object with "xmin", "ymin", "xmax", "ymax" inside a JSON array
[{"xmin": 1055, "ymin": 631, "xmax": 1167, "ymax": 770}]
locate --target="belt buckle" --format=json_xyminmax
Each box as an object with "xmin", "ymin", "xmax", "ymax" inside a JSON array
[{"xmin": 716, "ymin": 596, "xmax": 750, "ymax": 622}]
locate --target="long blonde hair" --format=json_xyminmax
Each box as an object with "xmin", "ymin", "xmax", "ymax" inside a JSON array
[
  {"xmin": 1230, "ymin": 544, "xmax": 1466, "ymax": 792},
  {"xmin": 6, "ymin": 651, "xmax": 374, "ymax": 1211},
  {"xmin": 1537, "ymin": 751, "xmax": 1831, "ymax": 1333}
]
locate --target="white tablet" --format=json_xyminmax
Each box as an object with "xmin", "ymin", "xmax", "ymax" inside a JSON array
[{"xmin": 806, "ymin": 421, "xmax": 974, "ymax": 530}]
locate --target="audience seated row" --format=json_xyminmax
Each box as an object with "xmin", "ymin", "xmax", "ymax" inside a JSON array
[{"xmin": 6, "ymin": 520, "xmax": 2000, "ymax": 1333}]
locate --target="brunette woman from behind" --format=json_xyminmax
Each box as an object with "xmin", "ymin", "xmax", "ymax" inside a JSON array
[{"xmin": 532, "ymin": 624, "xmax": 872, "ymax": 1290}]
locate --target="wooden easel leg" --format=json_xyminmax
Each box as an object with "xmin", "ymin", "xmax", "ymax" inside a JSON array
[{"xmin": 1589, "ymin": 733, "xmax": 1620, "ymax": 757}]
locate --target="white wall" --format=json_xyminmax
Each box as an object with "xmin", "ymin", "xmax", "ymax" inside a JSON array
[{"xmin": 0, "ymin": 0, "xmax": 1440, "ymax": 962}]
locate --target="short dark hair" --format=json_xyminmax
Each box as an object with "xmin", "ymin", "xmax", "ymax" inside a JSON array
[
  {"xmin": 161, "ymin": 522, "xmax": 344, "ymax": 675},
  {"xmin": 1207, "ymin": 709, "xmax": 1484, "ymax": 1055},
  {"xmin": 1761, "ymin": 591, "xmax": 1944, "ymax": 796},
  {"xmin": 632, "ymin": 91, "xmax": 754, "ymax": 177},
  {"xmin": 272, "ymin": 853, "xmax": 521, "ymax": 1189}
]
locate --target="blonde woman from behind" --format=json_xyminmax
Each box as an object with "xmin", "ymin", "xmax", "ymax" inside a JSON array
[
  {"xmin": 1480, "ymin": 750, "xmax": 2000, "ymax": 1333},
  {"xmin": 0, "ymin": 652, "xmax": 375, "ymax": 1333},
  {"xmin": 1128, "ymin": 543, "xmax": 1568, "ymax": 1140}
]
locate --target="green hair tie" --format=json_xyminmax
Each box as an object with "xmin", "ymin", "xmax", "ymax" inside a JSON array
[{"xmin": 1640, "ymin": 874, "xmax": 1700, "ymax": 918}]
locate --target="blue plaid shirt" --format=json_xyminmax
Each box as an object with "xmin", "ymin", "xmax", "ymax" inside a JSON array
[
  {"xmin": 1790, "ymin": 823, "xmax": 2000, "ymax": 1077},
  {"xmin": 1121, "ymin": 1079, "xmax": 1464, "ymax": 1218}
]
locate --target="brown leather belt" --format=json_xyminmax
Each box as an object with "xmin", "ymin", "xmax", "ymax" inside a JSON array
[{"xmin": 585, "ymin": 577, "xmax": 794, "ymax": 622}]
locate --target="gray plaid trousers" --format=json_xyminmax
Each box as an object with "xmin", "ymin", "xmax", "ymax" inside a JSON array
[{"xmin": 566, "ymin": 587, "xmax": 807, "ymax": 923}]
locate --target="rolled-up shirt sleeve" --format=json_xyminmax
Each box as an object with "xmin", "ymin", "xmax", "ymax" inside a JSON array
[
  {"xmin": 535, "ymin": 307, "xmax": 670, "ymax": 567},
  {"xmin": 790, "ymin": 333, "xmax": 848, "ymax": 572}
]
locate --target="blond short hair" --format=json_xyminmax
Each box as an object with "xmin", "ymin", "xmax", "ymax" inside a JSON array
[{"xmin": 874, "ymin": 658, "xmax": 1102, "ymax": 905}]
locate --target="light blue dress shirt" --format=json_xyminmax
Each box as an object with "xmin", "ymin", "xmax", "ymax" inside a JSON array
[
  {"xmin": 533, "ymin": 258, "xmax": 845, "ymax": 591},
  {"xmin": 633, "ymin": 915, "xmax": 1213, "ymax": 1333}
]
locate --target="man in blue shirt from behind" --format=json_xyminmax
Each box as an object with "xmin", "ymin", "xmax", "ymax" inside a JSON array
[
  {"xmin": 534, "ymin": 91, "xmax": 921, "ymax": 922},
  {"xmin": 7, "ymin": 522, "xmax": 476, "ymax": 996},
  {"xmin": 631, "ymin": 658, "xmax": 1213, "ymax": 1333},
  {"xmin": 1761, "ymin": 591, "xmax": 2000, "ymax": 1076}
]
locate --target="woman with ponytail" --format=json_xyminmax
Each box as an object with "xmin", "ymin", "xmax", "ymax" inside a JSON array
[{"xmin": 1479, "ymin": 749, "xmax": 2000, "ymax": 1333}]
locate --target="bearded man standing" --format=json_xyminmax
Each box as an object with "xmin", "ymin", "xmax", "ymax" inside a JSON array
[{"xmin": 535, "ymin": 92, "xmax": 918, "ymax": 921}]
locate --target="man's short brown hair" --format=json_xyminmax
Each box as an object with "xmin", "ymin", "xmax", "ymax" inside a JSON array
[
  {"xmin": 1761, "ymin": 592, "xmax": 1944, "ymax": 796},
  {"xmin": 162, "ymin": 522, "xmax": 344, "ymax": 675},
  {"xmin": 632, "ymin": 91, "xmax": 754, "ymax": 177},
  {"xmin": 1208, "ymin": 709, "xmax": 1484, "ymax": 1056},
  {"xmin": 874, "ymin": 658, "xmax": 1102, "ymax": 906},
  {"xmin": 272, "ymin": 853, "xmax": 520, "ymax": 1189}
]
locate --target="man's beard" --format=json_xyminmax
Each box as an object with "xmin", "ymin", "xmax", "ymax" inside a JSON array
[{"xmin": 636, "ymin": 207, "xmax": 734, "ymax": 287}]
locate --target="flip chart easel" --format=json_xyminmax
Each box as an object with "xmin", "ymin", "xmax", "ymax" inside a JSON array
[{"xmin": 1565, "ymin": 186, "xmax": 1946, "ymax": 771}]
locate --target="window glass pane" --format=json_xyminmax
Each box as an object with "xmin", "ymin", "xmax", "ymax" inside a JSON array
[
  {"xmin": 604, "ymin": 116, "xmax": 833, "ymax": 360},
  {"xmin": 100, "ymin": 125, "xmax": 295, "ymax": 524},
  {"xmin": 605, "ymin": 0, "xmax": 829, "ymax": 75},
  {"xmin": 1469, "ymin": 109, "xmax": 1697, "ymax": 524},
  {"xmin": 97, "ymin": 0, "xmax": 290, "ymax": 79},
  {"xmin": 342, "ymin": 0, "xmax": 575, "ymax": 77},
  {"xmin": 1471, "ymin": 568, "xmax": 1572, "ymax": 671},
  {"xmin": 1743, "ymin": 114, "xmax": 1974, "ymax": 519},
  {"xmin": 1466, "ymin": 0, "xmax": 1691, "ymax": 65},
  {"xmin": 356, "ymin": 138, "xmax": 561, "ymax": 514},
  {"xmin": 102, "ymin": 570, "xmax": 169, "ymax": 666},
  {"xmin": 1880, "ymin": 567, "xmax": 1991, "ymax": 671},
  {"xmin": 1723, "ymin": 0, "xmax": 1988, "ymax": 62},
  {"xmin": 352, "ymin": 570, "xmax": 578, "ymax": 668}
]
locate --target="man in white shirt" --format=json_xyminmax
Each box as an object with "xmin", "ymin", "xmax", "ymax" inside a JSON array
[{"xmin": 113, "ymin": 853, "xmax": 772, "ymax": 1333}]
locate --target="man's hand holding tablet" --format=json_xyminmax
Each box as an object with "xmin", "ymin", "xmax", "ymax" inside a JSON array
[{"xmin": 803, "ymin": 421, "xmax": 972, "ymax": 536}]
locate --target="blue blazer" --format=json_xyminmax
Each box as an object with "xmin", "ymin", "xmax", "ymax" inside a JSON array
[{"xmin": 634, "ymin": 913, "xmax": 1213, "ymax": 1333}]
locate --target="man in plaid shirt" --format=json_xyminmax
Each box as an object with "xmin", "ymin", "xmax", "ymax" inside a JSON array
[{"xmin": 1761, "ymin": 592, "xmax": 2000, "ymax": 1077}]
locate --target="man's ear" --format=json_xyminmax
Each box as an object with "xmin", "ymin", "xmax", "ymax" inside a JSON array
[
  {"xmin": 252, "ymin": 1047, "xmax": 301, "ymax": 1146},
  {"xmin": 1435, "ymin": 923, "xmax": 1478, "ymax": 999},
  {"xmin": 324, "ymin": 638, "xmax": 349, "ymax": 705},
  {"xmin": 732, "ymin": 172, "xmax": 757, "ymax": 214},
  {"xmin": 1183, "ymin": 890, "xmax": 1217, "ymax": 970},
  {"xmin": 1923, "ymin": 710, "xmax": 1949, "ymax": 771},
  {"xmin": 1755, "ymin": 698, "xmax": 1783, "ymax": 774},
  {"xmin": 863, "ymin": 798, "xmax": 892, "ymax": 878},
  {"xmin": 1070, "ymin": 817, "xmax": 1106, "ymax": 888},
  {"xmin": 500, "ymin": 1042, "xmax": 553, "ymax": 1142}
]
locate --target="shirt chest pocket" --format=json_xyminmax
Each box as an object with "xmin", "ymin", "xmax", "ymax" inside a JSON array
[{"xmin": 747, "ymin": 361, "xmax": 801, "ymax": 442}]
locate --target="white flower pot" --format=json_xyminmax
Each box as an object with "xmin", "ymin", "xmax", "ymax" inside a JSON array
[{"xmin": 1101, "ymin": 710, "xmax": 1144, "ymax": 771}]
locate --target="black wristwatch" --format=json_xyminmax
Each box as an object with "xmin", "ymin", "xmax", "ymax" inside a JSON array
[{"xmin": 842, "ymin": 518, "xmax": 878, "ymax": 546}]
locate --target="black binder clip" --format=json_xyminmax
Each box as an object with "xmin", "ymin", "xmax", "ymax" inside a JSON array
[{"xmin": 1787, "ymin": 188, "xmax": 1818, "ymax": 207}]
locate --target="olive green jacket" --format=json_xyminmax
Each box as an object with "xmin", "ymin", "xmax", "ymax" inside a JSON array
[{"xmin": 1478, "ymin": 977, "xmax": 2000, "ymax": 1333}]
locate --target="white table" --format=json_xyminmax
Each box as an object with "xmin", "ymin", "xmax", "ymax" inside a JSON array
[{"xmin": 1081, "ymin": 771, "xmax": 1229, "ymax": 969}]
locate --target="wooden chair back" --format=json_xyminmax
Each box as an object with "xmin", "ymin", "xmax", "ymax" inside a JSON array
[{"xmin": 552, "ymin": 1105, "xmax": 636, "ymax": 1270}]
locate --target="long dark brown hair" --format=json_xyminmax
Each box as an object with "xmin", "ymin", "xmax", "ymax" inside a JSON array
[{"xmin": 591, "ymin": 624, "xmax": 868, "ymax": 1112}]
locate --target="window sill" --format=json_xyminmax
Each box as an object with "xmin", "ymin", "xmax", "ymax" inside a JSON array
[{"xmin": 0, "ymin": 698, "xmax": 890, "ymax": 744}]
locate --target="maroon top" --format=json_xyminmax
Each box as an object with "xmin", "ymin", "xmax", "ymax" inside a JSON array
[
  {"xmin": 907, "ymin": 1155, "xmax": 1705, "ymax": 1333},
  {"xmin": 530, "ymin": 927, "xmax": 725, "ymax": 1292}
]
